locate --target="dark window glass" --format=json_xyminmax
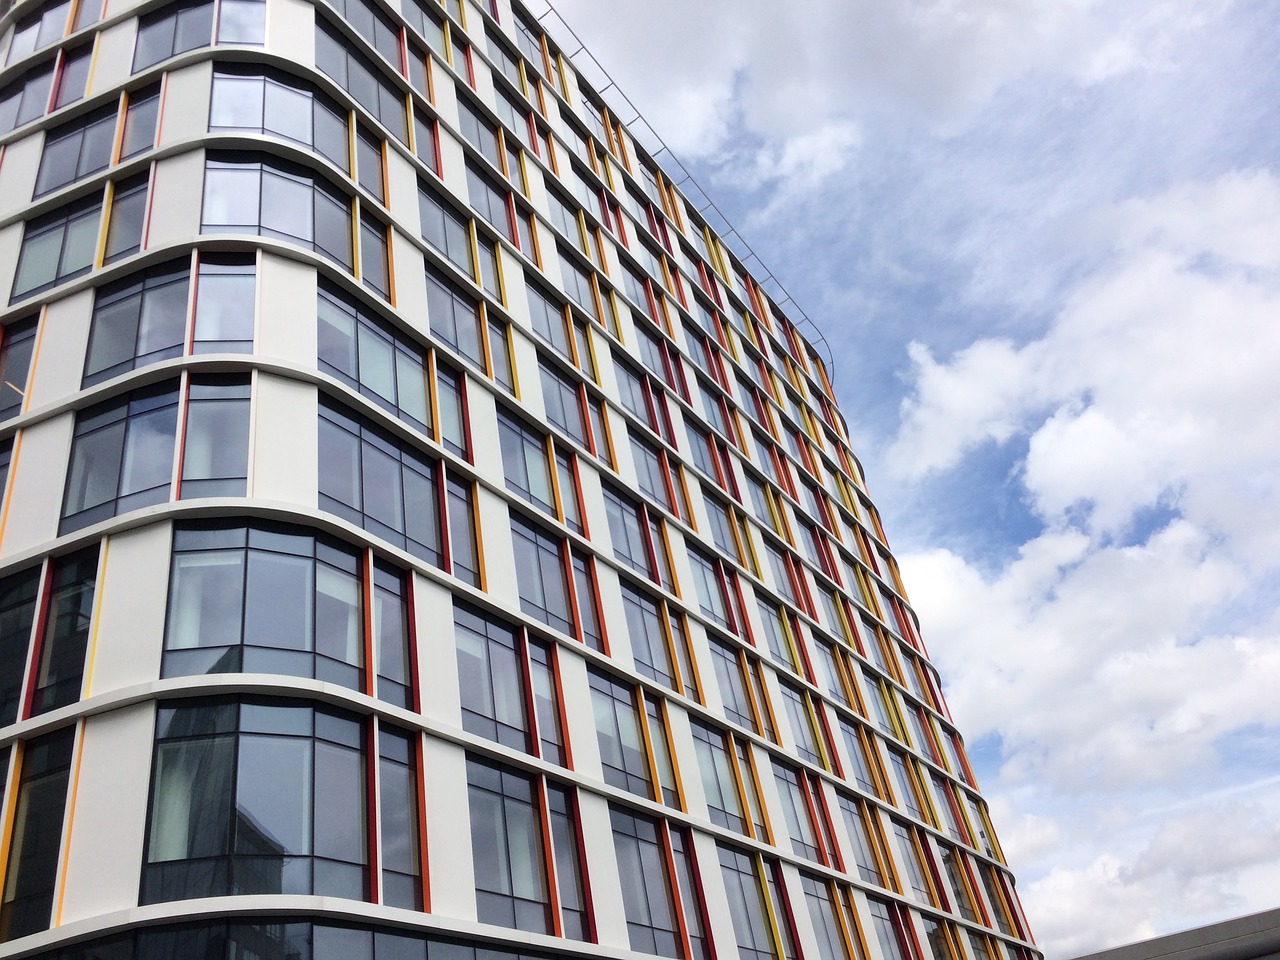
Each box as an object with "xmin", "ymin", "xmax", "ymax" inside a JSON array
[
  {"xmin": 34, "ymin": 105, "xmax": 115, "ymax": 197},
  {"xmin": 0, "ymin": 317, "xmax": 38, "ymax": 421},
  {"xmin": 446, "ymin": 475, "xmax": 479, "ymax": 586},
  {"xmin": 0, "ymin": 61, "xmax": 55, "ymax": 136},
  {"xmin": 51, "ymin": 43, "xmax": 92, "ymax": 109},
  {"xmin": 103, "ymin": 174, "xmax": 149, "ymax": 263},
  {"xmin": 83, "ymin": 261, "xmax": 188, "ymax": 386},
  {"xmin": 143, "ymin": 698, "xmax": 368, "ymax": 903},
  {"xmin": 5, "ymin": 0, "xmax": 73, "ymax": 67},
  {"xmin": 454, "ymin": 603, "xmax": 527, "ymax": 751},
  {"xmin": 718, "ymin": 844, "xmax": 784, "ymax": 960},
  {"xmin": 209, "ymin": 68, "xmax": 349, "ymax": 172},
  {"xmin": 180, "ymin": 378, "xmax": 250, "ymax": 498},
  {"xmin": 436, "ymin": 363, "xmax": 466, "ymax": 457},
  {"xmin": 466, "ymin": 758, "xmax": 550, "ymax": 933},
  {"xmin": 773, "ymin": 761, "xmax": 821, "ymax": 862},
  {"xmin": 0, "ymin": 727, "xmax": 75, "ymax": 942},
  {"xmin": 379, "ymin": 727, "xmax": 422, "ymax": 908},
  {"xmin": 588, "ymin": 669, "xmax": 650, "ymax": 798},
  {"xmin": 418, "ymin": 181, "xmax": 471, "ymax": 274},
  {"xmin": 318, "ymin": 401, "xmax": 442, "ymax": 564},
  {"xmin": 318, "ymin": 281, "xmax": 429, "ymax": 431},
  {"xmin": 373, "ymin": 562, "xmax": 412, "ymax": 707},
  {"xmin": 456, "ymin": 98, "xmax": 500, "ymax": 167},
  {"xmin": 546, "ymin": 784, "xmax": 587, "ymax": 938},
  {"xmin": 202, "ymin": 153, "xmax": 352, "ymax": 269},
  {"xmin": 355, "ymin": 126, "xmax": 384, "ymax": 201},
  {"xmin": 413, "ymin": 109, "xmax": 437, "ymax": 171},
  {"xmin": 465, "ymin": 162, "xmax": 511, "ymax": 241},
  {"xmin": 690, "ymin": 721, "xmax": 745, "ymax": 833},
  {"xmin": 510, "ymin": 514, "xmax": 571, "ymax": 635},
  {"xmin": 426, "ymin": 268, "xmax": 482, "ymax": 368},
  {"xmin": 323, "ymin": 0, "xmax": 398, "ymax": 63},
  {"xmin": 11, "ymin": 192, "xmax": 100, "ymax": 300},
  {"xmin": 497, "ymin": 409, "xmax": 552, "ymax": 512},
  {"xmin": 621, "ymin": 584, "xmax": 673, "ymax": 690},
  {"xmin": 31, "ymin": 548, "xmax": 98, "ymax": 715},
  {"xmin": 800, "ymin": 875, "xmax": 848, "ymax": 960},
  {"xmin": 610, "ymin": 807, "xmax": 679, "ymax": 958},
  {"xmin": 133, "ymin": 0, "xmax": 214, "ymax": 72},
  {"xmin": 61, "ymin": 382, "xmax": 178, "ymax": 532},
  {"xmin": 0, "ymin": 566, "xmax": 40, "ymax": 725},
  {"xmin": 710, "ymin": 639, "xmax": 754, "ymax": 731},
  {"xmin": 602, "ymin": 486, "xmax": 649, "ymax": 577},
  {"xmin": 359, "ymin": 213, "xmax": 390, "ymax": 298},
  {"xmin": 526, "ymin": 281, "xmax": 570, "ymax": 359},
  {"xmin": 121, "ymin": 84, "xmax": 162, "ymax": 159},
  {"xmin": 314, "ymin": 17, "xmax": 407, "ymax": 142},
  {"xmin": 539, "ymin": 361, "xmax": 585, "ymax": 446}
]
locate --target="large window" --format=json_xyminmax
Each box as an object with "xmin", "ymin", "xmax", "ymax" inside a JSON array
[
  {"xmin": 466, "ymin": 758, "xmax": 550, "ymax": 933},
  {"xmin": 717, "ymin": 844, "xmax": 798, "ymax": 960},
  {"xmin": 142, "ymin": 698, "xmax": 408, "ymax": 904},
  {"xmin": 510, "ymin": 513, "xmax": 572, "ymax": 635},
  {"xmin": 34, "ymin": 105, "xmax": 114, "ymax": 197},
  {"xmin": 11, "ymin": 192, "xmax": 99, "ymax": 300},
  {"xmin": 209, "ymin": 67, "xmax": 348, "ymax": 171},
  {"xmin": 610, "ymin": 807, "xmax": 680, "ymax": 958},
  {"xmin": 314, "ymin": 17, "xmax": 407, "ymax": 142},
  {"xmin": 426, "ymin": 266, "xmax": 483, "ymax": 369},
  {"xmin": 318, "ymin": 400, "xmax": 442, "ymax": 564},
  {"xmin": 163, "ymin": 521, "xmax": 413, "ymax": 706},
  {"xmin": 0, "ymin": 727, "xmax": 74, "ymax": 942},
  {"xmin": 61, "ymin": 382, "xmax": 178, "ymax": 532},
  {"xmin": 318, "ymin": 281, "xmax": 430, "ymax": 432},
  {"xmin": 83, "ymin": 255, "xmax": 255, "ymax": 387},
  {"xmin": 0, "ymin": 317, "xmax": 38, "ymax": 421},
  {"xmin": 133, "ymin": 0, "xmax": 214, "ymax": 71},
  {"xmin": 454, "ymin": 602, "xmax": 565, "ymax": 764},
  {"xmin": 588, "ymin": 669, "xmax": 651, "ymax": 798},
  {"xmin": 202, "ymin": 153, "xmax": 353, "ymax": 270}
]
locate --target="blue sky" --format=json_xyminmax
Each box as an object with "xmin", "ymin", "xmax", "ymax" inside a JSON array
[{"xmin": 540, "ymin": 0, "xmax": 1280, "ymax": 955}]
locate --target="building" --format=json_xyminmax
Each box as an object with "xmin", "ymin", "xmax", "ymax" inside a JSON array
[
  {"xmin": 1069, "ymin": 910, "xmax": 1280, "ymax": 960},
  {"xmin": 0, "ymin": 0, "xmax": 1041, "ymax": 959}
]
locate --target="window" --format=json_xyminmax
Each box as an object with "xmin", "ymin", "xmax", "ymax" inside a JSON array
[
  {"xmin": 0, "ymin": 61, "xmax": 55, "ymax": 137},
  {"xmin": 0, "ymin": 564, "xmax": 39, "ymax": 725},
  {"xmin": 867, "ymin": 898, "xmax": 912, "ymax": 960},
  {"xmin": 34, "ymin": 105, "xmax": 115, "ymax": 197},
  {"xmin": 142, "ymin": 698, "xmax": 388, "ymax": 903},
  {"xmin": 27, "ymin": 548, "xmax": 97, "ymax": 717},
  {"xmin": 457, "ymin": 97, "xmax": 501, "ymax": 167},
  {"xmin": 323, "ymin": 0, "xmax": 399, "ymax": 65},
  {"xmin": 838, "ymin": 718, "xmax": 882, "ymax": 798},
  {"xmin": 687, "ymin": 546, "xmax": 734, "ymax": 631},
  {"xmin": 690, "ymin": 721, "xmax": 747, "ymax": 834},
  {"xmin": 603, "ymin": 485, "xmax": 671, "ymax": 588},
  {"xmin": 621, "ymin": 583, "xmax": 696, "ymax": 698},
  {"xmin": 527, "ymin": 279, "xmax": 571, "ymax": 359},
  {"xmin": 133, "ymin": 0, "xmax": 215, "ymax": 72},
  {"xmin": 426, "ymin": 266, "xmax": 484, "ymax": 368},
  {"xmin": 0, "ymin": 317, "xmax": 38, "ymax": 421},
  {"xmin": 511, "ymin": 513, "xmax": 572, "ymax": 635},
  {"xmin": 358, "ymin": 212, "xmax": 390, "ymax": 298},
  {"xmin": 838, "ymin": 794, "xmax": 886, "ymax": 886},
  {"xmin": 632, "ymin": 435, "xmax": 681, "ymax": 516},
  {"xmin": 317, "ymin": 400, "xmax": 443, "ymax": 565},
  {"xmin": 5, "ymin": 0, "xmax": 73, "ymax": 68},
  {"xmin": 778, "ymin": 681, "xmax": 828, "ymax": 768},
  {"xmin": 83, "ymin": 256, "xmax": 255, "ymax": 386},
  {"xmin": 11, "ymin": 192, "xmax": 100, "ymax": 300},
  {"xmin": 103, "ymin": 173, "xmax": 149, "ymax": 262},
  {"xmin": 61, "ymin": 382, "xmax": 178, "ymax": 532},
  {"xmin": 717, "ymin": 844, "xmax": 798, "ymax": 960},
  {"xmin": 610, "ymin": 807, "xmax": 680, "ymax": 958},
  {"xmin": 181, "ymin": 378, "xmax": 250, "ymax": 497},
  {"xmin": 466, "ymin": 758, "xmax": 550, "ymax": 933},
  {"xmin": 801, "ymin": 874, "xmax": 855, "ymax": 960},
  {"xmin": 466, "ymin": 161, "xmax": 513, "ymax": 240},
  {"xmin": 498, "ymin": 409, "xmax": 553, "ymax": 512},
  {"xmin": 709, "ymin": 637, "xmax": 763, "ymax": 733},
  {"xmin": 588, "ymin": 668, "xmax": 650, "ymax": 798},
  {"xmin": 757, "ymin": 599, "xmax": 802, "ymax": 674},
  {"xmin": 772, "ymin": 760, "xmax": 830, "ymax": 863},
  {"xmin": 379, "ymin": 727, "xmax": 424, "ymax": 909},
  {"xmin": 314, "ymin": 17, "xmax": 407, "ymax": 141},
  {"xmin": 547, "ymin": 784, "xmax": 589, "ymax": 939},
  {"xmin": 938, "ymin": 844, "xmax": 978, "ymax": 922},
  {"xmin": 0, "ymin": 727, "xmax": 75, "ymax": 942},
  {"xmin": 202, "ymin": 153, "xmax": 353, "ymax": 269},
  {"xmin": 419, "ymin": 181, "xmax": 472, "ymax": 274},
  {"xmin": 540, "ymin": 359, "xmax": 587, "ymax": 446},
  {"xmin": 121, "ymin": 84, "xmax": 161, "ymax": 158},
  {"xmin": 163, "ymin": 521, "xmax": 413, "ymax": 705},
  {"xmin": 318, "ymin": 280, "xmax": 430, "ymax": 432},
  {"xmin": 209, "ymin": 67, "xmax": 348, "ymax": 171},
  {"xmin": 558, "ymin": 248, "xmax": 598, "ymax": 320}
]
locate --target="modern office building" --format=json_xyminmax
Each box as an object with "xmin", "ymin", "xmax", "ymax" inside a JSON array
[{"xmin": 0, "ymin": 0, "xmax": 1040, "ymax": 959}]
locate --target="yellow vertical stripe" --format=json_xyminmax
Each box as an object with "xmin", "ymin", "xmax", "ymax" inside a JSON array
[
  {"xmin": 52, "ymin": 722, "xmax": 86, "ymax": 926},
  {"xmin": 80, "ymin": 537, "xmax": 109, "ymax": 697}
]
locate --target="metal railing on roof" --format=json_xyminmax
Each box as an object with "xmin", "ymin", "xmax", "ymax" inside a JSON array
[{"xmin": 524, "ymin": 0, "xmax": 837, "ymax": 378}]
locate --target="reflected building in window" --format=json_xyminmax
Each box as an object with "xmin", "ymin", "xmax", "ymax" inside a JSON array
[{"xmin": 0, "ymin": 0, "xmax": 1040, "ymax": 959}]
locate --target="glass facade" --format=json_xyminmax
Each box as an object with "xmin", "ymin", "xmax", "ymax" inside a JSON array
[{"xmin": 0, "ymin": 0, "xmax": 1037, "ymax": 958}]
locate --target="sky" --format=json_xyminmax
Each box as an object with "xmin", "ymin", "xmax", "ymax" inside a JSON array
[{"xmin": 533, "ymin": 1, "xmax": 1280, "ymax": 957}]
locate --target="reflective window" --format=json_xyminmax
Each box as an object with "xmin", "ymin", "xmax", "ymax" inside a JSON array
[
  {"xmin": 455, "ymin": 602, "xmax": 527, "ymax": 751},
  {"xmin": 202, "ymin": 153, "xmax": 352, "ymax": 269},
  {"xmin": 466, "ymin": 757, "xmax": 550, "ymax": 933},
  {"xmin": 5, "ymin": 0, "xmax": 73, "ymax": 67},
  {"xmin": 426, "ymin": 267, "xmax": 482, "ymax": 368},
  {"xmin": 314, "ymin": 17, "xmax": 407, "ymax": 142},
  {"xmin": 588, "ymin": 668, "xmax": 649, "ymax": 798},
  {"xmin": 318, "ymin": 280, "xmax": 430, "ymax": 431},
  {"xmin": 61, "ymin": 382, "xmax": 179, "ymax": 533},
  {"xmin": 103, "ymin": 173, "xmax": 149, "ymax": 262},
  {"xmin": 30, "ymin": 548, "xmax": 98, "ymax": 716},
  {"xmin": 511, "ymin": 514, "xmax": 571, "ymax": 635},
  {"xmin": 418, "ymin": 180, "xmax": 472, "ymax": 274},
  {"xmin": 181, "ymin": 378, "xmax": 250, "ymax": 498},
  {"xmin": 378, "ymin": 727, "xmax": 423, "ymax": 908},
  {"xmin": 498, "ymin": 409, "xmax": 552, "ymax": 512},
  {"xmin": 133, "ymin": 0, "xmax": 215, "ymax": 72},
  {"xmin": 143, "ymin": 698, "xmax": 373, "ymax": 903},
  {"xmin": 11, "ymin": 192, "xmax": 99, "ymax": 300},
  {"xmin": 610, "ymin": 806, "xmax": 679, "ymax": 958},
  {"xmin": 0, "ymin": 60, "xmax": 55, "ymax": 136},
  {"xmin": 209, "ymin": 67, "xmax": 348, "ymax": 171},
  {"xmin": 318, "ymin": 400, "xmax": 444, "ymax": 566},
  {"xmin": 34, "ymin": 105, "xmax": 115, "ymax": 197},
  {"xmin": 0, "ymin": 317, "xmax": 38, "ymax": 421},
  {"xmin": 0, "ymin": 565, "xmax": 39, "ymax": 725},
  {"xmin": 0, "ymin": 727, "xmax": 75, "ymax": 942}
]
